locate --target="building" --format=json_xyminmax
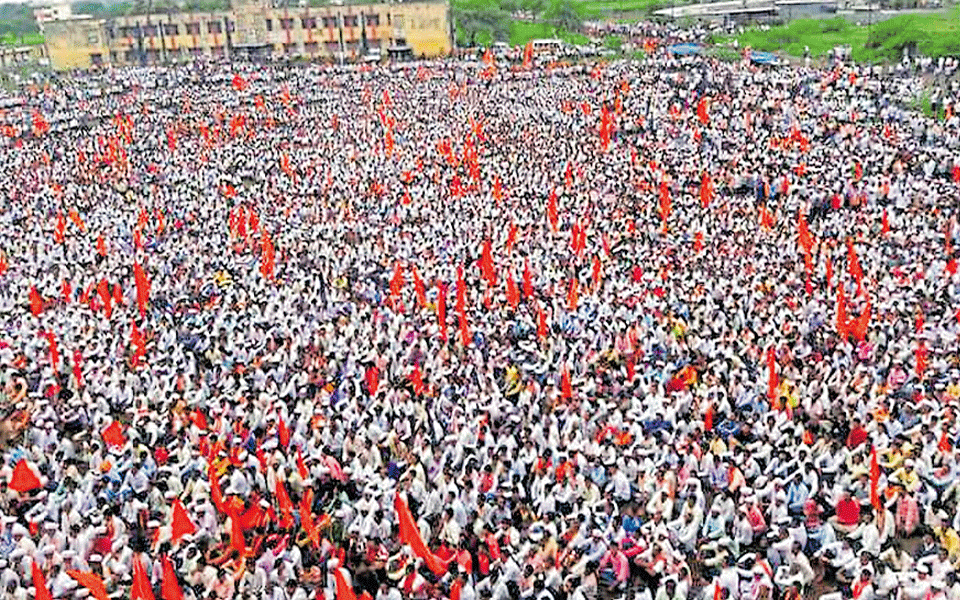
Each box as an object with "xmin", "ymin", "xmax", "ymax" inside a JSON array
[
  {"xmin": 42, "ymin": 0, "xmax": 453, "ymax": 71},
  {"xmin": 33, "ymin": 3, "xmax": 73, "ymax": 34}
]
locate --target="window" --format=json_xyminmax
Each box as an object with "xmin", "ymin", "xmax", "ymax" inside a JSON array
[
  {"xmin": 342, "ymin": 15, "xmax": 357, "ymax": 27},
  {"xmin": 324, "ymin": 41, "xmax": 339, "ymax": 53},
  {"xmin": 87, "ymin": 32, "xmax": 100, "ymax": 44},
  {"xmin": 301, "ymin": 17, "xmax": 316, "ymax": 29},
  {"xmin": 105, "ymin": 25, "xmax": 115, "ymax": 39},
  {"xmin": 211, "ymin": 45, "xmax": 225, "ymax": 57},
  {"xmin": 265, "ymin": 18, "xmax": 272, "ymax": 31},
  {"xmin": 283, "ymin": 42, "xmax": 297, "ymax": 54},
  {"xmin": 142, "ymin": 24, "xmax": 157, "ymax": 37},
  {"xmin": 304, "ymin": 41, "xmax": 318, "ymax": 54},
  {"xmin": 280, "ymin": 18, "xmax": 294, "ymax": 30},
  {"xmin": 207, "ymin": 21, "xmax": 222, "ymax": 34},
  {"xmin": 322, "ymin": 16, "xmax": 337, "ymax": 28},
  {"xmin": 90, "ymin": 53, "xmax": 103, "ymax": 66},
  {"xmin": 227, "ymin": 20, "xmax": 234, "ymax": 32},
  {"xmin": 365, "ymin": 14, "xmax": 379, "ymax": 27},
  {"xmin": 185, "ymin": 22, "xmax": 201, "ymax": 35},
  {"xmin": 162, "ymin": 23, "xmax": 178, "ymax": 36}
]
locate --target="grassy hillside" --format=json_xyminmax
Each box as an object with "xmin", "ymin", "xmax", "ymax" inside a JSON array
[{"xmin": 729, "ymin": 8, "xmax": 960, "ymax": 62}]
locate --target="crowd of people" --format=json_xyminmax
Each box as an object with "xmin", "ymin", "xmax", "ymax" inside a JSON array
[{"xmin": 0, "ymin": 44, "xmax": 958, "ymax": 600}]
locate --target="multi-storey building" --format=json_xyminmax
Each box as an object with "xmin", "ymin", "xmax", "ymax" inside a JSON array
[{"xmin": 42, "ymin": 0, "xmax": 453, "ymax": 70}]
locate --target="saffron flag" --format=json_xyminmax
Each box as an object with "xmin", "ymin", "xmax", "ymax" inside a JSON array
[
  {"xmin": 394, "ymin": 492, "xmax": 449, "ymax": 575},
  {"xmin": 567, "ymin": 277, "xmax": 578, "ymax": 311},
  {"xmin": 133, "ymin": 262, "xmax": 150, "ymax": 318},
  {"xmin": 561, "ymin": 367, "xmax": 573, "ymax": 400},
  {"xmin": 10, "ymin": 459, "xmax": 41, "ymax": 492},
  {"xmin": 161, "ymin": 556, "xmax": 184, "ymax": 600},
  {"xmin": 870, "ymin": 446, "xmax": 880, "ymax": 511},
  {"xmin": 522, "ymin": 259, "xmax": 534, "ymax": 300},
  {"xmin": 334, "ymin": 568, "xmax": 358, "ymax": 600},
  {"xmin": 102, "ymin": 421, "xmax": 125, "ymax": 448},
  {"xmin": 32, "ymin": 561, "xmax": 53, "ymax": 600},
  {"xmin": 131, "ymin": 557, "xmax": 156, "ymax": 600},
  {"xmin": 547, "ymin": 190, "xmax": 559, "ymax": 232},
  {"xmin": 67, "ymin": 571, "xmax": 109, "ymax": 600},
  {"xmin": 700, "ymin": 172, "xmax": 712, "ymax": 208},
  {"xmin": 170, "ymin": 499, "xmax": 196, "ymax": 544},
  {"xmin": 505, "ymin": 272, "xmax": 519, "ymax": 310},
  {"xmin": 29, "ymin": 286, "xmax": 43, "ymax": 317},
  {"xmin": 436, "ymin": 283, "xmax": 447, "ymax": 341}
]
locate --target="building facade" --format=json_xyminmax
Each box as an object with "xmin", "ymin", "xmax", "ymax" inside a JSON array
[{"xmin": 43, "ymin": 0, "xmax": 453, "ymax": 71}]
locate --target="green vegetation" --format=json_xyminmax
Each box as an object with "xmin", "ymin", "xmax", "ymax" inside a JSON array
[
  {"xmin": 0, "ymin": 3, "xmax": 39, "ymax": 38},
  {"xmin": 729, "ymin": 8, "xmax": 960, "ymax": 63},
  {"xmin": 575, "ymin": 0, "xmax": 679, "ymax": 14},
  {"xmin": 0, "ymin": 32, "xmax": 43, "ymax": 46},
  {"xmin": 603, "ymin": 34, "xmax": 622, "ymax": 51},
  {"xmin": 453, "ymin": 0, "xmax": 591, "ymax": 46}
]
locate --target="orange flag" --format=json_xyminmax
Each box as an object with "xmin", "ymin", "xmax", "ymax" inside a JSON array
[
  {"xmin": 797, "ymin": 210, "xmax": 814, "ymax": 256},
  {"xmin": 97, "ymin": 279, "xmax": 112, "ymax": 319},
  {"xmin": 394, "ymin": 492, "xmax": 449, "ymax": 575},
  {"xmin": 766, "ymin": 347, "xmax": 778, "ymax": 402},
  {"xmin": 436, "ymin": 283, "xmax": 447, "ymax": 342},
  {"xmin": 33, "ymin": 561, "xmax": 53, "ymax": 600},
  {"xmin": 537, "ymin": 308, "xmax": 548, "ymax": 342},
  {"xmin": 278, "ymin": 415, "xmax": 290, "ymax": 447},
  {"xmin": 41, "ymin": 331, "xmax": 58, "ymax": 371},
  {"xmin": 411, "ymin": 266, "xmax": 427, "ymax": 309},
  {"xmin": 102, "ymin": 421, "xmax": 125, "ymax": 448},
  {"xmin": 567, "ymin": 277, "xmax": 578, "ymax": 311},
  {"xmin": 390, "ymin": 262, "xmax": 404, "ymax": 299},
  {"xmin": 275, "ymin": 478, "xmax": 295, "ymax": 528},
  {"xmin": 29, "ymin": 286, "xmax": 43, "ymax": 317},
  {"xmin": 260, "ymin": 232, "xmax": 275, "ymax": 279},
  {"xmin": 458, "ymin": 312, "xmax": 471, "ymax": 347},
  {"xmin": 850, "ymin": 299, "xmax": 871, "ymax": 342},
  {"xmin": 939, "ymin": 431, "xmax": 952, "ymax": 454},
  {"xmin": 547, "ymin": 190, "xmax": 559, "ymax": 232},
  {"xmin": 480, "ymin": 239, "xmax": 496, "ymax": 286},
  {"xmin": 522, "ymin": 41, "xmax": 533, "ymax": 69},
  {"xmin": 916, "ymin": 342, "xmax": 928, "ymax": 381},
  {"xmin": 697, "ymin": 97, "xmax": 709, "ymax": 125},
  {"xmin": 300, "ymin": 488, "xmax": 320, "ymax": 547},
  {"xmin": 161, "ymin": 556, "xmax": 183, "ymax": 600},
  {"xmin": 505, "ymin": 273, "xmax": 519, "ymax": 310},
  {"xmin": 881, "ymin": 210, "xmax": 890, "ymax": 235},
  {"xmin": 699, "ymin": 172, "xmax": 712, "ymax": 208},
  {"xmin": 134, "ymin": 262, "xmax": 150, "ymax": 318},
  {"xmin": 522, "ymin": 259, "xmax": 534, "ymax": 300},
  {"xmin": 561, "ymin": 367, "xmax": 573, "ymax": 400},
  {"xmin": 170, "ymin": 499, "xmax": 196, "ymax": 544},
  {"xmin": 870, "ymin": 446, "xmax": 880, "ymax": 511},
  {"xmin": 334, "ymin": 567, "xmax": 358, "ymax": 600},
  {"xmin": 296, "ymin": 446, "xmax": 309, "ymax": 480},
  {"xmin": 68, "ymin": 571, "xmax": 109, "ymax": 600},
  {"xmin": 10, "ymin": 459, "xmax": 41, "ymax": 492},
  {"xmin": 592, "ymin": 256, "xmax": 602, "ymax": 291},
  {"xmin": 131, "ymin": 557, "xmax": 156, "ymax": 600},
  {"xmin": 836, "ymin": 285, "xmax": 848, "ymax": 339}
]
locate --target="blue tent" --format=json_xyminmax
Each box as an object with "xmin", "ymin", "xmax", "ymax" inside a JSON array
[
  {"xmin": 667, "ymin": 43, "xmax": 701, "ymax": 56},
  {"xmin": 750, "ymin": 51, "xmax": 778, "ymax": 64}
]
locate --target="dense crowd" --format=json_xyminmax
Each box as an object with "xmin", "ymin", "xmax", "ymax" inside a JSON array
[{"xmin": 0, "ymin": 47, "xmax": 958, "ymax": 600}]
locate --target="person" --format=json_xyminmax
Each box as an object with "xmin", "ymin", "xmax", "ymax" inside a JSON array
[{"xmin": 0, "ymin": 33, "xmax": 957, "ymax": 600}]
